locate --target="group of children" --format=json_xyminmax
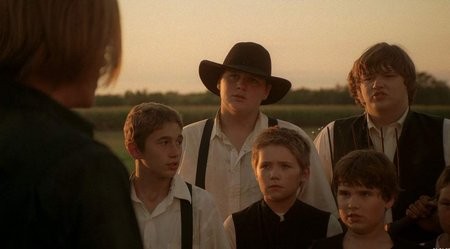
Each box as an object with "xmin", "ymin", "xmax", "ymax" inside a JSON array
[
  {"xmin": 3, "ymin": 2, "xmax": 448, "ymax": 248},
  {"xmin": 123, "ymin": 100, "xmax": 450, "ymax": 249},
  {"xmin": 121, "ymin": 42, "xmax": 449, "ymax": 249}
]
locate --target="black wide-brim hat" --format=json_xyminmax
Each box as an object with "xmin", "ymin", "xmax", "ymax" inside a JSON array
[{"xmin": 199, "ymin": 42, "xmax": 292, "ymax": 105}]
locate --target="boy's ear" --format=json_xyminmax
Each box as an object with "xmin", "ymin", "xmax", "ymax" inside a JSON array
[
  {"xmin": 126, "ymin": 142, "xmax": 143, "ymax": 159},
  {"xmin": 385, "ymin": 196, "xmax": 395, "ymax": 209}
]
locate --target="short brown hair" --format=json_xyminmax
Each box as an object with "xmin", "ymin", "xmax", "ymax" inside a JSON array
[
  {"xmin": 333, "ymin": 150, "xmax": 399, "ymax": 201},
  {"xmin": 123, "ymin": 102, "xmax": 183, "ymax": 151},
  {"xmin": 348, "ymin": 42, "xmax": 416, "ymax": 106},
  {"xmin": 0, "ymin": 0, "xmax": 121, "ymax": 86},
  {"xmin": 252, "ymin": 127, "xmax": 310, "ymax": 171}
]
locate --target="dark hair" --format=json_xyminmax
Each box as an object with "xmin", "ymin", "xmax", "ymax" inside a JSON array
[
  {"xmin": 252, "ymin": 127, "xmax": 310, "ymax": 171},
  {"xmin": 333, "ymin": 149, "xmax": 400, "ymax": 201},
  {"xmin": 348, "ymin": 42, "xmax": 416, "ymax": 106}
]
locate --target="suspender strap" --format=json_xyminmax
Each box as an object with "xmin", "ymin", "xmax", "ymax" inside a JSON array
[
  {"xmin": 195, "ymin": 118, "xmax": 214, "ymax": 189},
  {"xmin": 195, "ymin": 117, "xmax": 278, "ymax": 189},
  {"xmin": 180, "ymin": 182, "xmax": 193, "ymax": 249}
]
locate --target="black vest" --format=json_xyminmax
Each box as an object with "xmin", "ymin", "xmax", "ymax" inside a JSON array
[
  {"xmin": 233, "ymin": 200, "xmax": 330, "ymax": 249},
  {"xmin": 333, "ymin": 111, "xmax": 445, "ymax": 242}
]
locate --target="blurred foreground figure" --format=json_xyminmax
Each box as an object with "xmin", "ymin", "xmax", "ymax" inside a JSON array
[{"xmin": 0, "ymin": 1, "xmax": 143, "ymax": 248}]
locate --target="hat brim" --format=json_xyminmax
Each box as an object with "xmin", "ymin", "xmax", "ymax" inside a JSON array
[{"xmin": 199, "ymin": 60, "xmax": 291, "ymax": 105}]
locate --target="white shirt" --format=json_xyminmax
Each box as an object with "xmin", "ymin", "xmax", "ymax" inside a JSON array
[
  {"xmin": 314, "ymin": 109, "xmax": 450, "ymax": 221},
  {"xmin": 179, "ymin": 112, "xmax": 337, "ymax": 221},
  {"xmin": 131, "ymin": 174, "xmax": 230, "ymax": 249},
  {"xmin": 223, "ymin": 212, "xmax": 343, "ymax": 249}
]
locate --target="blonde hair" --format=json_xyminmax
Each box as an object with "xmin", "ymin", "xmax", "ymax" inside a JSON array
[
  {"xmin": 123, "ymin": 102, "xmax": 183, "ymax": 152},
  {"xmin": 0, "ymin": 0, "xmax": 121, "ymax": 86},
  {"xmin": 252, "ymin": 127, "xmax": 310, "ymax": 171}
]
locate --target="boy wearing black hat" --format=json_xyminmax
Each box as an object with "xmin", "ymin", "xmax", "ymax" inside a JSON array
[{"xmin": 178, "ymin": 42, "xmax": 337, "ymax": 221}]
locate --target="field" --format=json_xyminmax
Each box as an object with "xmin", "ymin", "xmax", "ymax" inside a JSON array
[{"xmin": 85, "ymin": 104, "xmax": 450, "ymax": 172}]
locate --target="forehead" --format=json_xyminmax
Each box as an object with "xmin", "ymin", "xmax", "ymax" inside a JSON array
[
  {"xmin": 223, "ymin": 69, "xmax": 266, "ymax": 80},
  {"xmin": 148, "ymin": 122, "xmax": 182, "ymax": 138},
  {"xmin": 338, "ymin": 183, "xmax": 379, "ymax": 192}
]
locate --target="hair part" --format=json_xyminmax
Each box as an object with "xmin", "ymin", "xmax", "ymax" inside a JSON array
[
  {"xmin": 123, "ymin": 102, "xmax": 183, "ymax": 152},
  {"xmin": 347, "ymin": 42, "xmax": 416, "ymax": 106},
  {"xmin": 252, "ymin": 127, "xmax": 310, "ymax": 171},
  {"xmin": 0, "ymin": 0, "xmax": 121, "ymax": 86},
  {"xmin": 333, "ymin": 149, "xmax": 400, "ymax": 201}
]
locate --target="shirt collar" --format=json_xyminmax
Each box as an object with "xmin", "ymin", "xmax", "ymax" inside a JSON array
[
  {"xmin": 212, "ymin": 111, "xmax": 267, "ymax": 152},
  {"xmin": 130, "ymin": 174, "xmax": 192, "ymax": 204},
  {"xmin": 212, "ymin": 111, "xmax": 267, "ymax": 138},
  {"xmin": 366, "ymin": 107, "xmax": 409, "ymax": 131}
]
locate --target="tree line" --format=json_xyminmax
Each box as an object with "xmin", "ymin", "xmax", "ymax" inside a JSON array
[{"xmin": 95, "ymin": 72, "xmax": 450, "ymax": 106}]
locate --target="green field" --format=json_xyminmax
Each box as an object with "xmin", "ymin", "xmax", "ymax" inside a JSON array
[{"xmin": 87, "ymin": 104, "xmax": 450, "ymax": 172}]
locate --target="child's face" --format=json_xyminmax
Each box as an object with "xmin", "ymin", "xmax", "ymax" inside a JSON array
[
  {"xmin": 219, "ymin": 70, "xmax": 271, "ymax": 114},
  {"xmin": 438, "ymin": 184, "xmax": 450, "ymax": 234},
  {"xmin": 337, "ymin": 184, "xmax": 393, "ymax": 235},
  {"xmin": 138, "ymin": 122, "xmax": 183, "ymax": 179},
  {"xmin": 357, "ymin": 71, "xmax": 409, "ymax": 115},
  {"xmin": 254, "ymin": 144, "xmax": 309, "ymax": 205}
]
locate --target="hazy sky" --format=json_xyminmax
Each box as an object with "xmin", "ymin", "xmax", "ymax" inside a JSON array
[{"xmin": 98, "ymin": 0, "xmax": 450, "ymax": 95}]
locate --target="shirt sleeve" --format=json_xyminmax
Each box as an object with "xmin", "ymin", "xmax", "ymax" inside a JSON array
[
  {"xmin": 223, "ymin": 215, "xmax": 237, "ymax": 249},
  {"xmin": 313, "ymin": 121, "xmax": 335, "ymax": 185}
]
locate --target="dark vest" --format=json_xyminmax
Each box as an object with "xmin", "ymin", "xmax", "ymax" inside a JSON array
[
  {"xmin": 333, "ymin": 111, "xmax": 445, "ymax": 242},
  {"xmin": 233, "ymin": 200, "xmax": 330, "ymax": 249}
]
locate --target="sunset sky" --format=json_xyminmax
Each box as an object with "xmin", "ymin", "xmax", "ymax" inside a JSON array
[{"xmin": 98, "ymin": 0, "xmax": 450, "ymax": 95}]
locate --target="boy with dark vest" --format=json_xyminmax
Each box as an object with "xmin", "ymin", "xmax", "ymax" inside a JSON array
[
  {"xmin": 224, "ymin": 127, "xmax": 342, "ymax": 249},
  {"xmin": 314, "ymin": 42, "xmax": 450, "ymax": 242},
  {"xmin": 123, "ymin": 102, "xmax": 229, "ymax": 249},
  {"xmin": 179, "ymin": 42, "xmax": 336, "ymax": 221},
  {"xmin": 312, "ymin": 150, "xmax": 424, "ymax": 249}
]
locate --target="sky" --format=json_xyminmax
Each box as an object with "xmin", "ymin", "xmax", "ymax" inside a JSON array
[{"xmin": 97, "ymin": 0, "xmax": 450, "ymax": 95}]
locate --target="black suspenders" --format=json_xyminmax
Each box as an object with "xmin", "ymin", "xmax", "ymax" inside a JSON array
[
  {"xmin": 180, "ymin": 182, "xmax": 193, "ymax": 249},
  {"xmin": 195, "ymin": 117, "xmax": 278, "ymax": 189},
  {"xmin": 195, "ymin": 118, "xmax": 214, "ymax": 188}
]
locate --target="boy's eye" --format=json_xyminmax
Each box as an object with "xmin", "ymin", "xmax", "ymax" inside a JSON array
[
  {"xmin": 337, "ymin": 191, "xmax": 350, "ymax": 197},
  {"xmin": 259, "ymin": 162, "xmax": 270, "ymax": 169},
  {"xmin": 281, "ymin": 163, "xmax": 292, "ymax": 169}
]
